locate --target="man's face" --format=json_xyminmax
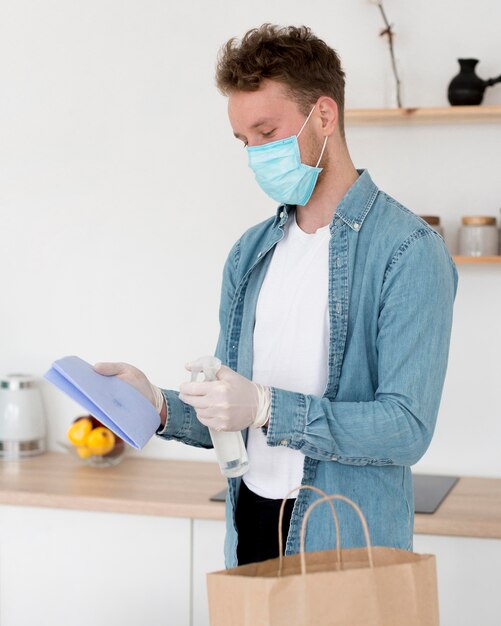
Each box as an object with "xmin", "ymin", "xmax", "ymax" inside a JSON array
[{"xmin": 228, "ymin": 79, "xmax": 323, "ymax": 168}]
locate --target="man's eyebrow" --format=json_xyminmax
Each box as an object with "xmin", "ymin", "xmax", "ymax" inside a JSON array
[
  {"xmin": 233, "ymin": 118, "xmax": 276, "ymax": 139},
  {"xmin": 250, "ymin": 118, "xmax": 274, "ymax": 129}
]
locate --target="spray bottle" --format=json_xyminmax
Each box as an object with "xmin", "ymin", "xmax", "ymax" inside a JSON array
[{"xmin": 190, "ymin": 356, "xmax": 249, "ymax": 478}]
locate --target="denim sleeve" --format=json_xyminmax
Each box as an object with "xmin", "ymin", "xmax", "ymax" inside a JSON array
[
  {"xmin": 266, "ymin": 230, "xmax": 458, "ymax": 466},
  {"xmin": 155, "ymin": 240, "xmax": 241, "ymax": 449},
  {"xmin": 214, "ymin": 239, "xmax": 241, "ymax": 364}
]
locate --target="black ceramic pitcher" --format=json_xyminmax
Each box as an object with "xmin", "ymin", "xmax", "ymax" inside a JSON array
[{"xmin": 448, "ymin": 58, "xmax": 501, "ymax": 105}]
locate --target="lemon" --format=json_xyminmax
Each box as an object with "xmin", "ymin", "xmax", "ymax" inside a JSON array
[
  {"xmin": 67, "ymin": 418, "xmax": 93, "ymax": 446},
  {"xmin": 76, "ymin": 446, "xmax": 93, "ymax": 459},
  {"xmin": 86, "ymin": 427, "xmax": 115, "ymax": 456}
]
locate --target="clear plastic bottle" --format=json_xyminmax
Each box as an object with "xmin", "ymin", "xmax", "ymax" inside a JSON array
[{"xmin": 190, "ymin": 356, "xmax": 249, "ymax": 478}]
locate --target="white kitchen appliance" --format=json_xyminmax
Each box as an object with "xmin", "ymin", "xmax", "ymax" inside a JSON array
[{"xmin": 0, "ymin": 374, "xmax": 47, "ymax": 458}]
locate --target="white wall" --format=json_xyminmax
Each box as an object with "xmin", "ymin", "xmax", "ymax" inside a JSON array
[{"xmin": 1, "ymin": 0, "xmax": 500, "ymax": 474}]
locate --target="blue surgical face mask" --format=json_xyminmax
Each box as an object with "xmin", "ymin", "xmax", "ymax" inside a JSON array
[{"xmin": 246, "ymin": 106, "xmax": 328, "ymax": 206}]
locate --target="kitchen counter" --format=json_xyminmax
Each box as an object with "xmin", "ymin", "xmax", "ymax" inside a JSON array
[
  {"xmin": 1, "ymin": 452, "xmax": 501, "ymax": 539},
  {"xmin": 0, "ymin": 451, "xmax": 226, "ymax": 520}
]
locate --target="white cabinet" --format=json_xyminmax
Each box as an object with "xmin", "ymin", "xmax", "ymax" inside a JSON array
[
  {"xmin": 413, "ymin": 533, "xmax": 501, "ymax": 626},
  {"xmin": 0, "ymin": 505, "xmax": 191, "ymax": 626},
  {"xmin": 4, "ymin": 502, "xmax": 500, "ymax": 626},
  {"xmin": 192, "ymin": 520, "xmax": 225, "ymax": 626}
]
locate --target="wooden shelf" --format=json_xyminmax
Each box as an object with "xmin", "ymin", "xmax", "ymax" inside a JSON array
[
  {"xmin": 345, "ymin": 105, "xmax": 501, "ymax": 125},
  {"xmin": 453, "ymin": 255, "xmax": 501, "ymax": 264}
]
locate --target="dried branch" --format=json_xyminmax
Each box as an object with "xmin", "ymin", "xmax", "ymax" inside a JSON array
[{"xmin": 373, "ymin": 1, "xmax": 402, "ymax": 108}]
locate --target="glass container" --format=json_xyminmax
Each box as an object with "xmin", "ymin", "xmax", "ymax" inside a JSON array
[
  {"xmin": 458, "ymin": 216, "xmax": 498, "ymax": 256},
  {"xmin": 420, "ymin": 215, "xmax": 444, "ymax": 238}
]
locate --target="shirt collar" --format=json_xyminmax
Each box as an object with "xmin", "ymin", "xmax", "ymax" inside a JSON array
[
  {"xmin": 273, "ymin": 204, "xmax": 293, "ymax": 228},
  {"xmin": 334, "ymin": 169, "xmax": 379, "ymax": 232},
  {"xmin": 273, "ymin": 169, "xmax": 379, "ymax": 232}
]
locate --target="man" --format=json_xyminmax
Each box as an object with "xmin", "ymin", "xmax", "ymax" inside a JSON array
[{"xmin": 96, "ymin": 24, "xmax": 458, "ymax": 569}]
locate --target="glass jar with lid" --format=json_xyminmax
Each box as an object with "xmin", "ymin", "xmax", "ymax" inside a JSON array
[
  {"xmin": 458, "ymin": 216, "xmax": 499, "ymax": 256},
  {"xmin": 420, "ymin": 215, "xmax": 444, "ymax": 237}
]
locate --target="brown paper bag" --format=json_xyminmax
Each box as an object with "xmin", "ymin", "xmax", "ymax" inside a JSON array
[{"xmin": 207, "ymin": 492, "xmax": 439, "ymax": 626}]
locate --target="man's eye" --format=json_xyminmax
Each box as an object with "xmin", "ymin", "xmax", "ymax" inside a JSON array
[{"xmin": 263, "ymin": 129, "xmax": 276, "ymax": 138}]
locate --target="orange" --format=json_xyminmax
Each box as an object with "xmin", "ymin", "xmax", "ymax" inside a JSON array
[
  {"xmin": 67, "ymin": 418, "xmax": 93, "ymax": 446},
  {"xmin": 86, "ymin": 427, "xmax": 115, "ymax": 456}
]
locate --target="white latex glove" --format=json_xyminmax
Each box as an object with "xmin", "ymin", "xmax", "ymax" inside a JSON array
[
  {"xmin": 93, "ymin": 362, "xmax": 165, "ymax": 414},
  {"xmin": 179, "ymin": 364, "xmax": 270, "ymax": 432}
]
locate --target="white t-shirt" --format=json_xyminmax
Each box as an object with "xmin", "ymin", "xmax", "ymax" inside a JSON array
[{"xmin": 244, "ymin": 211, "xmax": 331, "ymax": 499}]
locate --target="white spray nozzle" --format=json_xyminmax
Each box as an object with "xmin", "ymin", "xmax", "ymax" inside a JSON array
[{"xmin": 190, "ymin": 356, "xmax": 222, "ymax": 382}]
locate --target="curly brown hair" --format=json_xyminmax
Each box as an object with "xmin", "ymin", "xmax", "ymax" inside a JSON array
[{"xmin": 215, "ymin": 24, "xmax": 346, "ymax": 139}]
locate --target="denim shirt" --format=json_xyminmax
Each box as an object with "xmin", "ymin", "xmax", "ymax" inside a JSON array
[{"xmin": 157, "ymin": 170, "xmax": 458, "ymax": 568}]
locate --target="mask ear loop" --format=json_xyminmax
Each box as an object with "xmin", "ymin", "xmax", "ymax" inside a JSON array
[
  {"xmin": 297, "ymin": 105, "xmax": 329, "ymax": 168},
  {"xmin": 297, "ymin": 105, "xmax": 316, "ymax": 138}
]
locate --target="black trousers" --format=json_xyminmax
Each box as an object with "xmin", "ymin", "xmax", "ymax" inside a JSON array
[{"xmin": 235, "ymin": 480, "xmax": 296, "ymax": 566}]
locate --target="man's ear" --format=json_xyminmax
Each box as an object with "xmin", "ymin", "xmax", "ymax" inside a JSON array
[{"xmin": 317, "ymin": 96, "xmax": 339, "ymax": 136}]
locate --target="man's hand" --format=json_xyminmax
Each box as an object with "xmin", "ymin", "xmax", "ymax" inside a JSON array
[
  {"xmin": 94, "ymin": 362, "xmax": 166, "ymax": 425},
  {"xmin": 179, "ymin": 364, "xmax": 270, "ymax": 432}
]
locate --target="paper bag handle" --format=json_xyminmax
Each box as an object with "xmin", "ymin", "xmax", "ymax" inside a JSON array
[
  {"xmin": 299, "ymin": 494, "xmax": 374, "ymax": 575},
  {"xmin": 278, "ymin": 485, "xmax": 342, "ymax": 577}
]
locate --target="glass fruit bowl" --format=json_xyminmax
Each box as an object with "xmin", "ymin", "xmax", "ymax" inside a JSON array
[
  {"xmin": 60, "ymin": 415, "xmax": 127, "ymax": 467},
  {"xmin": 58, "ymin": 440, "xmax": 126, "ymax": 467}
]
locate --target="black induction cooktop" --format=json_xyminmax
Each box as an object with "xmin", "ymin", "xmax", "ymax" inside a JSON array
[
  {"xmin": 210, "ymin": 473, "xmax": 459, "ymax": 515},
  {"xmin": 413, "ymin": 473, "xmax": 459, "ymax": 514}
]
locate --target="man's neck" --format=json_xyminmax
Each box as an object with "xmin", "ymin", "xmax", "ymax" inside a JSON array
[{"xmin": 295, "ymin": 151, "xmax": 359, "ymax": 234}]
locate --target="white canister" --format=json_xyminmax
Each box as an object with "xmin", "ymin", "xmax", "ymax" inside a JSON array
[
  {"xmin": 0, "ymin": 375, "xmax": 47, "ymax": 458},
  {"xmin": 458, "ymin": 216, "xmax": 499, "ymax": 256}
]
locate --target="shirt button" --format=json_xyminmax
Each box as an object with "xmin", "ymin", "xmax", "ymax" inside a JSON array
[
  {"xmin": 336, "ymin": 302, "xmax": 342, "ymax": 314},
  {"xmin": 279, "ymin": 211, "xmax": 284, "ymax": 218},
  {"xmin": 336, "ymin": 257, "xmax": 341, "ymax": 268},
  {"xmin": 257, "ymin": 252, "xmax": 262, "ymax": 258},
  {"xmin": 280, "ymin": 439, "xmax": 288, "ymax": 446},
  {"xmin": 331, "ymin": 455, "xmax": 338, "ymax": 461},
  {"xmin": 353, "ymin": 222, "xmax": 360, "ymax": 231}
]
